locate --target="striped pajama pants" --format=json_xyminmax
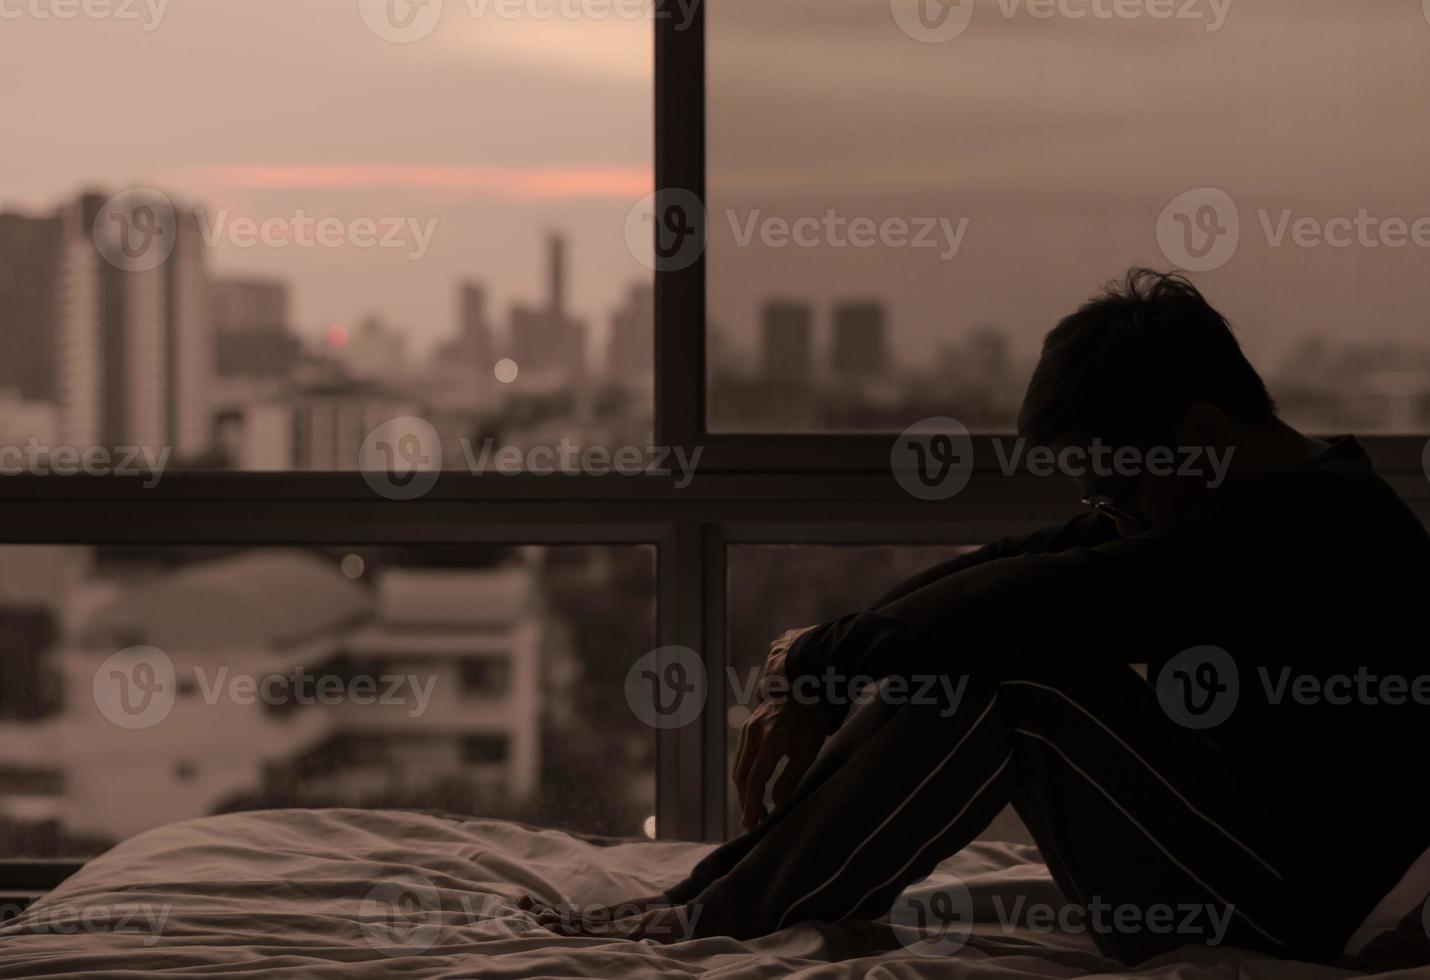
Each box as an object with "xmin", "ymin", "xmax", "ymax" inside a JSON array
[{"xmin": 669, "ymin": 665, "xmax": 1287, "ymax": 965}]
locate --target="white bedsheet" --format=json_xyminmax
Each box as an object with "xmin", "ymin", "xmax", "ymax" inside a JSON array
[{"xmin": 0, "ymin": 808, "xmax": 1418, "ymax": 979}]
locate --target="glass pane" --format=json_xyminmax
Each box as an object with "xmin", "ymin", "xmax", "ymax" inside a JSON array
[
  {"xmin": 1, "ymin": 3, "xmax": 652, "ymax": 475},
  {"xmin": 707, "ymin": 0, "xmax": 1430, "ymax": 433},
  {"xmin": 0, "ymin": 544, "xmax": 655, "ymax": 858},
  {"xmin": 724, "ymin": 544, "xmax": 1030, "ymax": 841}
]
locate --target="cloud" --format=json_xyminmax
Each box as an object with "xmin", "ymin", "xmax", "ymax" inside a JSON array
[{"xmin": 170, "ymin": 164, "xmax": 651, "ymax": 202}]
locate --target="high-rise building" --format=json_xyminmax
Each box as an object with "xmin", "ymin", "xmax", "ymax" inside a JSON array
[
  {"xmin": 510, "ymin": 233, "xmax": 585, "ymax": 383},
  {"xmin": 548, "ymin": 234, "xmax": 565, "ymax": 319},
  {"xmin": 291, "ymin": 379, "xmax": 416, "ymax": 471},
  {"xmin": 211, "ymin": 277, "xmax": 301, "ymax": 380},
  {"xmin": 167, "ymin": 208, "xmax": 211, "ymax": 459},
  {"xmin": 54, "ymin": 197, "xmax": 105, "ymax": 452},
  {"xmin": 211, "ymin": 277, "xmax": 289, "ymax": 335},
  {"xmin": 607, "ymin": 282, "xmax": 653, "ymax": 384},
  {"xmin": 457, "ymin": 281, "xmax": 495, "ymax": 368},
  {"xmin": 0, "ymin": 213, "xmax": 62, "ymax": 403},
  {"xmin": 0, "ymin": 191, "xmax": 213, "ymax": 460},
  {"xmin": 830, "ymin": 300, "xmax": 888, "ymax": 379},
  {"xmin": 339, "ymin": 315, "xmax": 408, "ymax": 381},
  {"xmin": 760, "ymin": 300, "xmax": 814, "ymax": 384}
]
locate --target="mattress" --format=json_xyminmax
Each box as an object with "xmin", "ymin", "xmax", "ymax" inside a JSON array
[{"xmin": 0, "ymin": 808, "xmax": 1422, "ymax": 978}]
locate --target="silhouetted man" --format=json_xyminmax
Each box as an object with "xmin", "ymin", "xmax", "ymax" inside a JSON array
[{"xmin": 553, "ymin": 270, "xmax": 1430, "ymax": 966}]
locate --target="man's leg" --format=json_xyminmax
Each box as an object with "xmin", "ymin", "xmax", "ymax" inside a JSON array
[{"xmin": 670, "ymin": 666, "xmax": 1284, "ymax": 965}]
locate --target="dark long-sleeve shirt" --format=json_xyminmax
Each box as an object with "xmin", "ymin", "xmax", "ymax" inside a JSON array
[{"xmin": 783, "ymin": 436, "xmax": 1429, "ymax": 956}]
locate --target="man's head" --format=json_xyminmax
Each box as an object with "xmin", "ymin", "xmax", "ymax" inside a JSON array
[{"xmin": 1018, "ymin": 269, "xmax": 1278, "ymax": 533}]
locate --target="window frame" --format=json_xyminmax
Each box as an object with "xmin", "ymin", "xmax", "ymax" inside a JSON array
[{"xmin": 3, "ymin": 3, "xmax": 1429, "ymax": 894}]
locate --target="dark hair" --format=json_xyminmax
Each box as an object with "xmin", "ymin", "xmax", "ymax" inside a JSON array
[{"xmin": 1017, "ymin": 269, "xmax": 1275, "ymax": 447}]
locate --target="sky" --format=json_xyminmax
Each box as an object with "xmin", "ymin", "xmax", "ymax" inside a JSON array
[
  {"xmin": 5, "ymin": 0, "xmax": 1430, "ymax": 372},
  {"xmin": 707, "ymin": 0, "xmax": 1430, "ymax": 372},
  {"xmin": 3, "ymin": 0, "xmax": 654, "ymax": 358}
]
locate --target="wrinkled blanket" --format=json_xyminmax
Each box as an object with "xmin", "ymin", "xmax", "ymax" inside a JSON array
[{"xmin": 0, "ymin": 808, "xmax": 1419, "ymax": 978}]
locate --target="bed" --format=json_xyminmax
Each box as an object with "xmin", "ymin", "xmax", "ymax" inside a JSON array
[{"xmin": 0, "ymin": 808, "xmax": 1423, "ymax": 978}]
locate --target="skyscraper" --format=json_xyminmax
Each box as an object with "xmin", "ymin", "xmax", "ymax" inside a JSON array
[
  {"xmin": 760, "ymin": 300, "xmax": 814, "ymax": 384},
  {"xmin": 211, "ymin": 277, "xmax": 300, "ymax": 379},
  {"xmin": 607, "ymin": 281, "xmax": 653, "ymax": 385},
  {"xmin": 167, "ymin": 207, "xmax": 212, "ymax": 459},
  {"xmin": 84, "ymin": 192, "xmax": 212, "ymax": 456},
  {"xmin": 548, "ymin": 234, "xmax": 565, "ymax": 319},
  {"xmin": 211, "ymin": 277, "xmax": 289, "ymax": 335},
  {"xmin": 1, "ymin": 192, "xmax": 212, "ymax": 460},
  {"xmin": 457, "ymin": 281, "xmax": 495, "ymax": 369},
  {"xmin": 55, "ymin": 196, "xmax": 105, "ymax": 452},
  {"xmin": 0, "ymin": 212, "xmax": 62, "ymax": 403},
  {"xmin": 830, "ymin": 300, "xmax": 888, "ymax": 379},
  {"xmin": 339, "ymin": 316, "xmax": 408, "ymax": 381},
  {"xmin": 510, "ymin": 233, "xmax": 585, "ymax": 383}
]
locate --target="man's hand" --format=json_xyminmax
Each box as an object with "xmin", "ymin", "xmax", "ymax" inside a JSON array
[{"xmin": 733, "ymin": 626, "xmax": 829, "ymax": 832}]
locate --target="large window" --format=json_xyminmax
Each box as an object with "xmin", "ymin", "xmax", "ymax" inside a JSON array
[
  {"xmin": 1, "ymin": 2, "xmax": 653, "ymax": 473},
  {"xmin": 2, "ymin": 2, "xmax": 1428, "ymax": 899},
  {"xmin": 706, "ymin": 0, "xmax": 1430, "ymax": 433},
  {"xmin": 0, "ymin": 544, "xmax": 656, "ymax": 858}
]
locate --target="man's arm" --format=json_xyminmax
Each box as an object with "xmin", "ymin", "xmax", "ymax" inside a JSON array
[
  {"xmin": 870, "ymin": 512, "xmax": 1116, "ymax": 607},
  {"xmin": 786, "ymin": 516, "xmax": 1212, "ymax": 692},
  {"xmin": 732, "ymin": 513, "xmax": 1128, "ymax": 826}
]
